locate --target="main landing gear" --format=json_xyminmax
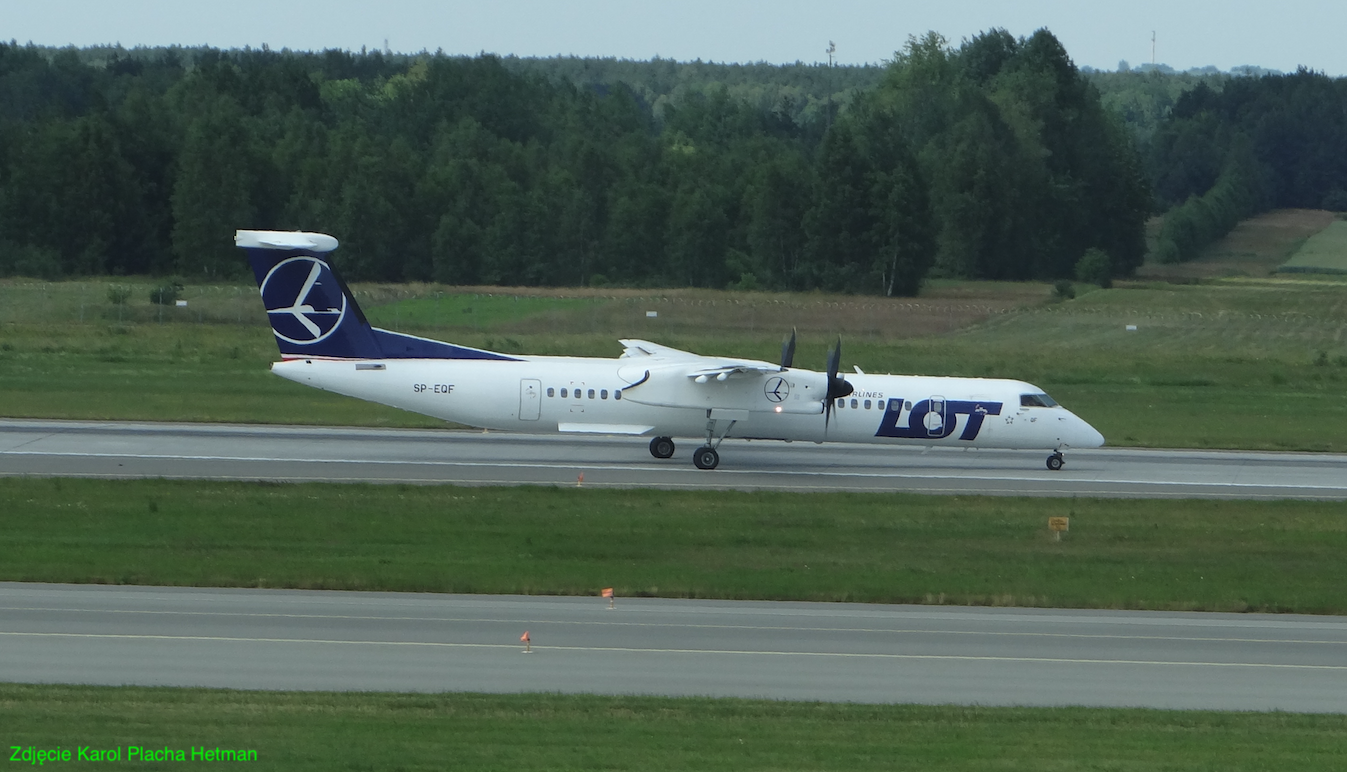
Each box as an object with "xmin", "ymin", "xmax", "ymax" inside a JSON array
[
  {"xmin": 648, "ymin": 435, "xmax": 721, "ymax": 470},
  {"xmin": 1046, "ymin": 452, "xmax": 1065, "ymax": 471},
  {"xmin": 651, "ymin": 413, "xmax": 738, "ymax": 471},
  {"xmin": 650, "ymin": 434, "xmax": 720, "ymax": 469},
  {"xmin": 691, "ymin": 412, "xmax": 737, "ymax": 471},
  {"xmin": 649, "ymin": 436, "xmax": 675, "ymax": 459}
]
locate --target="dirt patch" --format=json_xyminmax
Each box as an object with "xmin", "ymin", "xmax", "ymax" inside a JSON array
[{"xmin": 1136, "ymin": 209, "xmax": 1337, "ymax": 280}]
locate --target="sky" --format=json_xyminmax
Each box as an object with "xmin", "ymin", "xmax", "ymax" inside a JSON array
[{"xmin": 8, "ymin": 0, "xmax": 1347, "ymax": 76}]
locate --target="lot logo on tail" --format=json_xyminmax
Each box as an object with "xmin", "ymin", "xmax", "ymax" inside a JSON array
[{"xmin": 260, "ymin": 256, "xmax": 347, "ymax": 345}]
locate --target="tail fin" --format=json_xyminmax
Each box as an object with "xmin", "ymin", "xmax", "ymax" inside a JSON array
[{"xmin": 237, "ymin": 230, "xmax": 517, "ymax": 361}]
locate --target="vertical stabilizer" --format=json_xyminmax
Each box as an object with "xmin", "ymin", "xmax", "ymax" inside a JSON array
[
  {"xmin": 237, "ymin": 230, "xmax": 520, "ymax": 361},
  {"xmin": 237, "ymin": 230, "xmax": 384, "ymax": 359}
]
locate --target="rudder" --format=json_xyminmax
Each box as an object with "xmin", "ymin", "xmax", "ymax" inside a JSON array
[
  {"xmin": 237, "ymin": 230, "xmax": 520, "ymax": 362},
  {"xmin": 237, "ymin": 230, "xmax": 384, "ymax": 359}
]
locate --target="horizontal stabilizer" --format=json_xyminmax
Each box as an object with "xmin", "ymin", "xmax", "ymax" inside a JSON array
[{"xmin": 236, "ymin": 231, "xmax": 339, "ymax": 252}]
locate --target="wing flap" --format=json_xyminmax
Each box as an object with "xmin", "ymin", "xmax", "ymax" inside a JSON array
[{"xmin": 557, "ymin": 423, "xmax": 655, "ymax": 435}]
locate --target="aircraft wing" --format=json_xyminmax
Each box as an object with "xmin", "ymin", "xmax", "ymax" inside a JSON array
[
  {"xmin": 683, "ymin": 363, "xmax": 780, "ymax": 382},
  {"xmin": 619, "ymin": 339, "xmax": 702, "ymax": 361},
  {"xmin": 619, "ymin": 339, "xmax": 781, "ymax": 382},
  {"xmin": 617, "ymin": 338, "xmax": 820, "ymax": 413}
]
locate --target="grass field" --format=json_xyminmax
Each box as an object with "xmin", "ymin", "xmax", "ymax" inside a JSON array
[
  {"xmin": 3, "ymin": 685, "xmax": 1345, "ymax": 771},
  {"xmin": 7, "ymin": 273, "xmax": 1347, "ymax": 448},
  {"xmin": 3, "ymin": 478, "xmax": 1345, "ymax": 613},
  {"xmin": 1281, "ymin": 219, "xmax": 1347, "ymax": 274}
]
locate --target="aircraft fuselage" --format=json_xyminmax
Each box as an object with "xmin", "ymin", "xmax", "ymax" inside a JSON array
[{"xmin": 272, "ymin": 356, "xmax": 1104, "ymax": 451}]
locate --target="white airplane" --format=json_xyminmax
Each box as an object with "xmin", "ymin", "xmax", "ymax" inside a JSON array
[{"xmin": 238, "ymin": 230, "xmax": 1105, "ymax": 470}]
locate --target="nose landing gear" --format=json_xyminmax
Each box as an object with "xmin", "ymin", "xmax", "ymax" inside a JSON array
[{"xmin": 1046, "ymin": 452, "xmax": 1065, "ymax": 471}]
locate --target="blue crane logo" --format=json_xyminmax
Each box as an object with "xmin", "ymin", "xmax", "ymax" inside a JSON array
[{"xmin": 259, "ymin": 256, "xmax": 347, "ymax": 345}]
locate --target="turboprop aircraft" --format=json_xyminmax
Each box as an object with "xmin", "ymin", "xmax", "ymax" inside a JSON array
[{"xmin": 238, "ymin": 230, "xmax": 1105, "ymax": 471}]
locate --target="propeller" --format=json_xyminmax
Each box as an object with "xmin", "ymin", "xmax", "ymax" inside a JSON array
[
  {"xmin": 822, "ymin": 336, "xmax": 854, "ymax": 433},
  {"xmin": 780, "ymin": 327, "xmax": 797, "ymax": 370}
]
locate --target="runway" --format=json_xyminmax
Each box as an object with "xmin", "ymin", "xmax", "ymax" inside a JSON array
[
  {"xmin": 2, "ymin": 582, "xmax": 1344, "ymax": 711},
  {"xmin": 3, "ymin": 419, "xmax": 1347, "ymax": 499}
]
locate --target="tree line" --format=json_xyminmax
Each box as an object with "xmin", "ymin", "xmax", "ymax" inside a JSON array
[
  {"xmin": 0, "ymin": 33, "xmax": 1187, "ymax": 292},
  {"xmin": 1146, "ymin": 69, "xmax": 1347, "ymax": 263}
]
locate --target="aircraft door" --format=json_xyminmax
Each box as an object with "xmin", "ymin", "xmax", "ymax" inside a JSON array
[
  {"xmin": 924, "ymin": 396, "xmax": 946, "ymax": 437},
  {"xmin": 519, "ymin": 379, "xmax": 541, "ymax": 421}
]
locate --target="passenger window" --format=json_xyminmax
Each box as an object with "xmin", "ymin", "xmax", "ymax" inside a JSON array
[
  {"xmin": 546, "ymin": 387, "xmax": 554, "ymax": 398},
  {"xmin": 876, "ymin": 400, "xmax": 886, "ymax": 411},
  {"xmin": 836, "ymin": 398, "xmax": 844, "ymax": 409},
  {"xmin": 864, "ymin": 399, "xmax": 872, "ymax": 410},
  {"xmin": 601, "ymin": 389, "xmax": 608, "ymax": 400},
  {"xmin": 850, "ymin": 399, "xmax": 858, "ymax": 409},
  {"xmin": 588, "ymin": 389, "xmax": 595, "ymax": 399},
  {"xmin": 560, "ymin": 388, "xmax": 568, "ymax": 398},
  {"xmin": 615, "ymin": 390, "xmax": 622, "ymax": 400},
  {"xmin": 904, "ymin": 401, "xmax": 912, "ymax": 411}
]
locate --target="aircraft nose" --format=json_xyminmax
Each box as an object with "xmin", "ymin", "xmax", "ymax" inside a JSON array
[{"xmin": 1074, "ymin": 415, "xmax": 1105, "ymax": 448}]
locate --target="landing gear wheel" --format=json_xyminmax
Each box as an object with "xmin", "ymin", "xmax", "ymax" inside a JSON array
[
  {"xmin": 1046, "ymin": 453, "xmax": 1064, "ymax": 471},
  {"xmin": 692, "ymin": 446, "xmax": 720, "ymax": 470},
  {"xmin": 649, "ymin": 436, "xmax": 675, "ymax": 459}
]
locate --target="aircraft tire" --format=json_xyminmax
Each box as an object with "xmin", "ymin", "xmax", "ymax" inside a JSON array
[
  {"xmin": 1046, "ymin": 453, "xmax": 1064, "ymax": 471},
  {"xmin": 692, "ymin": 446, "xmax": 720, "ymax": 470},
  {"xmin": 649, "ymin": 436, "xmax": 676, "ymax": 459}
]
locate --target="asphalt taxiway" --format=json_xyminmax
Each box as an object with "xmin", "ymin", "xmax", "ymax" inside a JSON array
[
  {"xmin": 2, "ymin": 419, "xmax": 1346, "ymax": 499},
  {"xmin": 3, "ymin": 583, "xmax": 1344, "ymax": 711}
]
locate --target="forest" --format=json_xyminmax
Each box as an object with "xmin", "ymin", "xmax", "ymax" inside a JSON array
[
  {"xmin": 0, "ymin": 31, "xmax": 1341, "ymax": 292},
  {"xmin": 1145, "ymin": 70, "xmax": 1347, "ymax": 263}
]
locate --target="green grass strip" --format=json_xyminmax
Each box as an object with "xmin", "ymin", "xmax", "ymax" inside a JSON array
[
  {"xmin": 363, "ymin": 292, "xmax": 603, "ymax": 331},
  {"xmin": 2, "ymin": 685, "xmax": 1345, "ymax": 771},
  {"xmin": 1281, "ymin": 220, "xmax": 1347, "ymax": 273},
  {"xmin": 6, "ymin": 273, "xmax": 1347, "ymax": 451},
  {"xmin": 3, "ymin": 478, "xmax": 1345, "ymax": 613}
]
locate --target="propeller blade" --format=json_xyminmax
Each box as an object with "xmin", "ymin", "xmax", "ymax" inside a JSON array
[
  {"xmin": 823, "ymin": 336, "xmax": 853, "ymax": 435},
  {"xmin": 780, "ymin": 327, "xmax": 797, "ymax": 370},
  {"xmin": 826, "ymin": 337, "xmax": 841, "ymax": 384},
  {"xmin": 824, "ymin": 337, "xmax": 853, "ymax": 400}
]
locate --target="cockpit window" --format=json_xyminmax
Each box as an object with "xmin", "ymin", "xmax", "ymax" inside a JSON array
[{"xmin": 1020, "ymin": 393, "xmax": 1058, "ymax": 408}]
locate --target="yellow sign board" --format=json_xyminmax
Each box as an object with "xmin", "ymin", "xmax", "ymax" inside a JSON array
[{"xmin": 1048, "ymin": 517, "xmax": 1070, "ymax": 532}]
